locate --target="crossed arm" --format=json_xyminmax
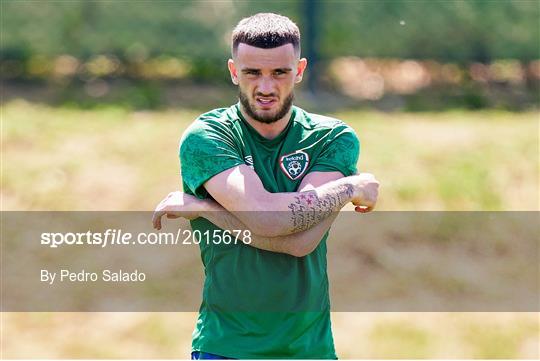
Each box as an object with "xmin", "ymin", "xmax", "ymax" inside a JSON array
[
  {"xmin": 153, "ymin": 164, "xmax": 379, "ymax": 257},
  {"xmin": 200, "ymin": 164, "xmax": 377, "ymax": 236},
  {"xmin": 197, "ymin": 171, "xmax": 347, "ymax": 257}
]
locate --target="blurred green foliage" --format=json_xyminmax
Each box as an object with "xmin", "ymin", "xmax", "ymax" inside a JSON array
[
  {"xmin": 1, "ymin": 1, "xmax": 538, "ymax": 110},
  {"xmin": 321, "ymin": 0, "xmax": 539, "ymax": 62},
  {"xmin": 2, "ymin": 0, "xmax": 538, "ymax": 63}
]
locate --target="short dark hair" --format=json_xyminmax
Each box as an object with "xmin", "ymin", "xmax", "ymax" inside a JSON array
[{"xmin": 231, "ymin": 13, "xmax": 301, "ymax": 57}]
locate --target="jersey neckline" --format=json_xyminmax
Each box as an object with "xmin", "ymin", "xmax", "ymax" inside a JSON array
[{"xmin": 234, "ymin": 102, "xmax": 296, "ymax": 147}]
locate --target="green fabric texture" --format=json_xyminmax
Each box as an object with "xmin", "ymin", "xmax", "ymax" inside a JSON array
[{"xmin": 179, "ymin": 103, "xmax": 360, "ymax": 359}]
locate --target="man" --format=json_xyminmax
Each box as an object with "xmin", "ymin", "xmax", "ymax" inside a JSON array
[{"xmin": 153, "ymin": 13, "xmax": 379, "ymax": 359}]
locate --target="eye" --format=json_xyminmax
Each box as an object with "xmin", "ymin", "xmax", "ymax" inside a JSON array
[
  {"xmin": 244, "ymin": 70, "xmax": 260, "ymax": 76},
  {"xmin": 273, "ymin": 70, "xmax": 287, "ymax": 76}
]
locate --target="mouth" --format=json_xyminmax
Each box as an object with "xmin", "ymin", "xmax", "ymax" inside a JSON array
[{"xmin": 255, "ymin": 97, "xmax": 277, "ymax": 109}]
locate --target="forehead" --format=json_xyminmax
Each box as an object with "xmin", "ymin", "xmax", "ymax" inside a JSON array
[{"xmin": 234, "ymin": 43, "xmax": 297, "ymax": 69}]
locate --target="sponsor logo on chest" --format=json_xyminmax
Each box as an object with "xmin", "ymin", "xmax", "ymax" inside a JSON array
[{"xmin": 279, "ymin": 150, "xmax": 310, "ymax": 180}]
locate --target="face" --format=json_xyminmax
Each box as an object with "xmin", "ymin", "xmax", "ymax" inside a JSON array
[{"xmin": 228, "ymin": 43, "xmax": 307, "ymax": 124}]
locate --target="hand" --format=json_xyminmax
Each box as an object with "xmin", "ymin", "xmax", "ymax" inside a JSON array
[
  {"xmin": 351, "ymin": 173, "xmax": 380, "ymax": 213},
  {"xmin": 152, "ymin": 191, "xmax": 206, "ymax": 230}
]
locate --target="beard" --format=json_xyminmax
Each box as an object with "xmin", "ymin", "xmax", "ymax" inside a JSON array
[{"xmin": 238, "ymin": 89, "xmax": 294, "ymax": 124}]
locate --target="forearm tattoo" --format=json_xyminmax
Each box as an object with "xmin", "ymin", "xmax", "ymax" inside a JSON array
[{"xmin": 288, "ymin": 184, "xmax": 354, "ymax": 232}]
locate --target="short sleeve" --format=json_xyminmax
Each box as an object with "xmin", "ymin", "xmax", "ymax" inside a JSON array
[
  {"xmin": 180, "ymin": 119, "xmax": 243, "ymax": 198},
  {"xmin": 309, "ymin": 126, "xmax": 360, "ymax": 177}
]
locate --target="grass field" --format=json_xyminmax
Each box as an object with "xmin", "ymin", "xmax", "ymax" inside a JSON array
[
  {"xmin": 2, "ymin": 100, "xmax": 538, "ymax": 211},
  {"xmin": 2, "ymin": 100, "xmax": 539, "ymax": 358}
]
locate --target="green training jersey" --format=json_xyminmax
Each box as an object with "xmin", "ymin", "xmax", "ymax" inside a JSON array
[{"xmin": 179, "ymin": 103, "xmax": 360, "ymax": 359}]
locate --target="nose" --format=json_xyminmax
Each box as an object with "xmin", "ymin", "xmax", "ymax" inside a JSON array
[{"xmin": 257, "ymin": 76, "xmax": 275, "ymax": 96}]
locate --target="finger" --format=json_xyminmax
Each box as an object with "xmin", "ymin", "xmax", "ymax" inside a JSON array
[
  {"xmin": 152, "ymin": 212, "xmax": 158, "ymax": 230},
  {"xmin": 152, "ymin": 211, "xmax": 164, "ymax": 230},
  {"xmin": 354, "ymin": 200, "xmax": 374, "ymax": 208},
  {"xmin": 355, "ymin": 205, "xmax": 373, "ymax": 213},
  {"xmin": 364, "ymin": 198, "xmax": 375, "ymax": 208},
  {"xmin": 156, "ymin": 212, "xmax": 162, "ymax": 229}
]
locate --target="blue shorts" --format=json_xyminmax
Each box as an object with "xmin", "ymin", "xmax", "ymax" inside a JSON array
[{"xmin": 191, "ymin": 351, "xmax": 235, "ymax": 360}]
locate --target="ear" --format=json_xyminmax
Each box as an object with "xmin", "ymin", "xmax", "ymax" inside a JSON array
[
  {"xmin": 295, "ymin": 58, "xmax": 308, "ymax": 83},
  {"xmin": 228, "ymin": 59, "xmax": 239, "ymax": 85}
]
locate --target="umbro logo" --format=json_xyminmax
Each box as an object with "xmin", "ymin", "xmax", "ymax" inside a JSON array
[{"xmin": 244, "ymin": 155, "xmax": 254, "ymax": 169}]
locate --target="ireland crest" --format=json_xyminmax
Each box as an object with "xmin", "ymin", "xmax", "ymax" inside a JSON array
[{"xmin": 279, "ymin": 150, "xmax": 310, "ymax": 180}]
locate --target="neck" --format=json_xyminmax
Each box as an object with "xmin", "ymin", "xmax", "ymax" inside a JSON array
[{"xmin": 239, "ymin": 104, "xmax": 292, "ymax": 140}]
